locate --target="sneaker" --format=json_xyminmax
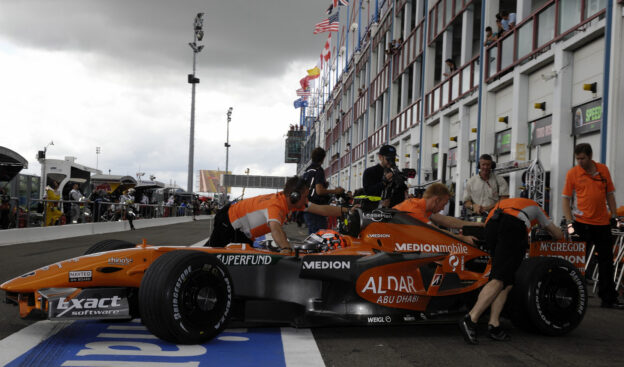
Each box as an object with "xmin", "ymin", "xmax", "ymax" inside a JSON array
[
  {"xmin": 458, "ymin": 314, "xmax": 478, "ymax": 344},
  {"xmin": 601, "ymin": 299, "xmax": 624, "ymax": 309},
  {"xmin": 488, "ymin": 324, "xmax": 510, "ymax": 341}
]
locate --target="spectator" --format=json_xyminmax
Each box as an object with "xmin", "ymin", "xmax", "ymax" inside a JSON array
[
  {"xmin": 205, "ymin": 176, "xmax": 353, "ymax": 251},
  {"xmin": 303, "ymin": 147, "xmax": 345, "ymax": 234},
  {"xmin": 485, "ymin": 26, "xmax": 498, "ymax": 46},
  {"xmin": 68, "ymin": 183, "xmax": 83, "ymax": 224},
  {"xmin": 495, "ymin": 13, "xmax": 504, "ymax": 35},
  {"xmin": 499, "ymin": 10, "xmax": 516, "ymax": 32},
  {"xmin": 394, "ymin": 183, "xmax": 483, "ymax": 245},
  {"xmin": 443, "ymin": 58, "xmax": 457, "ymax": 78},
  {"xmin": 463, "ymin": 154, "xmax": 509, "ymax": 216},
  {"xmin": 562, "ymin": 143, "xmax": 623, "ymax": 309},
  {"xmin": 459, "ymin": 198, "xmax": 564, "ymax": 344},
  {"xmin": 119, "ymin": 189, "xmax": 136, "ymax": 230},
  {"xmin": 0, "ymin": 187, "xmax": 10, "ymax": 229}
]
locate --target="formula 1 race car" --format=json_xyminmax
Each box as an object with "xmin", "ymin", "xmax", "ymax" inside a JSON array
[{"xmin": 1, "ymin": 208, "xmax": 587, "ymax": 344}]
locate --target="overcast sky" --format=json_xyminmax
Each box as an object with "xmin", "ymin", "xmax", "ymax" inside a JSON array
[{"xmin": 0, "ymin": 0, "xmax": 340, "ymax": 196}]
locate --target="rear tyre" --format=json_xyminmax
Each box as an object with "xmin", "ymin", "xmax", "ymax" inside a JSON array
[
  {"xmin": 139, "ymin": 251, "xmax": 233, "ymax": 344},
  {"xmin": 510, "ymin": 257, "xmax": 587, "ymax": 336},
  {"xmin": 84, "ymin": 239, "xmax": 136, "ymax": 255}
]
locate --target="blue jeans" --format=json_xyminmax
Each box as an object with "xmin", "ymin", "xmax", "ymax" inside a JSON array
[{"xmin": 304, "ymin": 212, "xmax": 328, "ymax": 234}]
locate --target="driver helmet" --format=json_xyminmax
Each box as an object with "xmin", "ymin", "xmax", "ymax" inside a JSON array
[{"xmin": 315, "ymin": 229, "xmax": 347, "ymax": 251}]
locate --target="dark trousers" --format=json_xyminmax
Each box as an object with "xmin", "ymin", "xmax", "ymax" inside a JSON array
[
  {"xmin": 206, "ymin": 204, "xmax": 253, "ymax": 247},
  {"xmin": 303, "ymin": 212, "xmax": 328, "ymax": 234},
  {"xmin": 485, "ymin": 213, "xmax": 528, "ymax": 287},
  {"xmin": 573, "ymin": 221, "xmax": 618, "ymax": 302}
]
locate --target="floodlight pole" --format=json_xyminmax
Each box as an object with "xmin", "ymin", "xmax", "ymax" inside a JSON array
[
  {"xmin": 187, "ymin": 13, "xmax": 204, "ymax": 194},
  {"xmin": 225, "ymin": 107, "xmax": 233, "ymax": 191}
]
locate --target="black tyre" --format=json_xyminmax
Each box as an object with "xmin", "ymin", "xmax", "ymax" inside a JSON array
[
  {"xmin": 510, "ymin": 257, "xmax": 587, "ymax": 336},
  {"xmin": 84, "ymin": 239, "xmax": 136, "ymax": 255},
  {"xmin": 138, "ymin": 251, "xmax": 233, "ymax": 344}
]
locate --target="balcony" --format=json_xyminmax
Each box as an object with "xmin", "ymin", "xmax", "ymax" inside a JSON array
[
  {"xmin": 341, "ymin": 107, "xmax": 353, "ymax": 134},
  {"xmin": 354, "ymin": 88, "xmax": 368, "ymax": 120},
  {"xmin": 352, "ymin": 140, "xmax": 367, "ymax": 162},
  {"xmin": 425, "ymin": 55, "xmax": 479, "ymax": 116},
  {"xmin": 370, "ymin": 61, "xmax": 391, "ymax": 105},
  {"xmin": 390, "ymin": 98, "xmax": 422, "ymax": 139},
  {"xmin": 486, "ymin": 0, "xmax": 606, "ymax": 81},
  {"xmin": 368, "ymin": 125, "xmax": 388, "ymax": 153},
  {"xmin": 428, "ymin": 0, "xmax": 475, "ymax": 45},
  {"xmin": 392, "ymin": 18, "xmax": 425, "ymax": 81}
]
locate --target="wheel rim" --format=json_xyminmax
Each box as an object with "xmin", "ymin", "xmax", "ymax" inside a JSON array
[
  {"xmin": 535, "ymin": 266, "xmax": 584, "ymax": 329},
  {"xmin": 178, "ymin": 264, "xmax": 229, "ymax": 330}
]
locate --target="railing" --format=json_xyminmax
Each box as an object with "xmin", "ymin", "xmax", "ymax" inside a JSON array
[
  {"xmin": 325, "ymin": 132, "xmax": 332, "ymax": 150},
  {"xmin": 425, "ymin": 55, "xmax": 479, "ymax": 116},
  {"xmin": 485, "ymin": 0, "xmax": 606, "ymax": 81},
  {"xmin": 390, "ymin": 98, "xmax": 422, "ymax": 139},
  {"xmin": 332, "ymin": 124, "xmax": 341, "ymax": 145},
  {"xmin": 372, "ymin": 1, "xmax": 394, "ymax": 50},
  {"xmin": 428, "ymin": 0, "xmax": 474, "ymax": 45},
  {"xmin": 330, "ymin": 159, "xmax": 340, "ymax": 176},
  {"xmin": 392, "ymin": 19, "xmax": 425, "ymax": 80},
  {"xmin": 340, "ymin": 153, "xmax": 350, "ymax": 170},
  {"xmin": 0, "ymin": 197, "xmax": 203, "ymax": 229},
  {"xmin": 354, "ymin": 88, "xmax": 368, "ymax": 120},
  {"xmin": 352, "ymin": 140, "xmax": 367, "ymax": 162},
  {"xmin": 370, "ymin": 61, "xmax": 391, "ymax": 106},
  {"xmin": 368, "ymin": 124, "xmax": 388, "ymax": 153},
  {"xmin": 341, "ymin": 107, "xmax": 353, "ymax": 134}
]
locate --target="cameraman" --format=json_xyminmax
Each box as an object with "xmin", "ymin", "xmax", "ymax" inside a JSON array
[
  {"xmin": 303, "ymin": 147, "xmax": 345, "ymax": 234},
  {"xmin": 363, "ymin": 145, "xmax": 407, "ymax": 208}
]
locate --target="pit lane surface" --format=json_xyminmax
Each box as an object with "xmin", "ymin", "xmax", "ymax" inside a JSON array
[{"xmin": 1, "ymin": 220, "xmax": 624, "ymax": 366}]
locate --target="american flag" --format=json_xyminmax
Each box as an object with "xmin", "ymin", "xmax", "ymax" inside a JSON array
[
  {"xmin": 313, "ymin": 12, "xmax": 340, "ymax": 34},
  {"xmin": 296, "ymin": 88, "xmax": 311, "ymax": 97}
]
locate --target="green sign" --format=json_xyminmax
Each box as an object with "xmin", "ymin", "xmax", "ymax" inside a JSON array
[
  {"xmin": 495, "ymin": 128, "xmax": 512, "ymax": 155},
  {"xmin": 573, "ymin": 98, "xmax": 602, "ymax": 136}
]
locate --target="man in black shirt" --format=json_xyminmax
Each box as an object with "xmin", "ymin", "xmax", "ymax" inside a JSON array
[
  {"xmin": 303, "ymin": 147, "xmax": 345, "ymax": 233},
  {"xmin": 363, "ymin": 145, "xmax": 406, "ymax": 208}
]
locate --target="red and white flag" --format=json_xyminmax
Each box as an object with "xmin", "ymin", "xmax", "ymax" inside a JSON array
[
  {"xmin": 296, "ymin": 88, "xmax": 311, "ymax": 97},
  {"xmin": 320, "ymin": 33, "xmax": 332, "ymax": 69}
]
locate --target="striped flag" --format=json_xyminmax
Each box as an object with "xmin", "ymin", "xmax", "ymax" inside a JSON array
[
  {"xmin": 296, "ymin": 88, "xmax": 311, "ymax": 97},
  {"xmin": 333, "ymin": 0, "xmax": 349, "ymax": 7},
  {"xmin": 313, "ymin": 12, "xmax": 340, "ymax": 34}
]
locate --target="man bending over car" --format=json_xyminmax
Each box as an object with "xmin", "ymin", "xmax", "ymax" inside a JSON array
[
  {"xmin": 206, "ymin": 176, "xmax": 352, "ymax": 253},
  {"xmin": 393, "ymin": 183, "xmax": 483, "ymax": 245},
  {"xmin": 459, "ymin": 198, "xmax": 563, "ymax": 344}
]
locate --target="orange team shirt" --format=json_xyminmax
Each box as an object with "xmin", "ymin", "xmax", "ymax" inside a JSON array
[
  {"xmin": 228, "ymin": 192, "xmax": 303, "ymax": 240},
  {"xmin": 562, "ymin": 162, "xmax": 616, "ymax": 225},
  {"xmin": 485, "ymin": 198, "xmax": 551, "ymax": 233},
  {"xmin": 394, "ymin": 198, "xmax": 433, "ymax": 224}
]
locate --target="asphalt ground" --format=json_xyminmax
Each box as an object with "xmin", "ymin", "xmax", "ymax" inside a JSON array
[{"xmin": 1, "ymin": 220, "xmax": 624, "ymax": 366}]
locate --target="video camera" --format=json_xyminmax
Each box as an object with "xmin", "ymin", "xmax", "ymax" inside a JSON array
[{"xmin": 381, "ymin": 163, "xmax": 416, "ymax": 201}]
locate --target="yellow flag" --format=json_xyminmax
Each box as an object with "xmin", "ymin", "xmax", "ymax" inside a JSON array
[{"xmin": 307, "ymin": 67, "xmax": 320, "ymax": 77}]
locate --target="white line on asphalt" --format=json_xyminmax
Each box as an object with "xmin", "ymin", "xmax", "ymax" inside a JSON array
[
  {"xmin": 281, "ymin": 327, "xmax": 325, "ymax": 367},
  {"xmin": 0, "ymin": 320, "xmax": 73, "ymax": 366}
]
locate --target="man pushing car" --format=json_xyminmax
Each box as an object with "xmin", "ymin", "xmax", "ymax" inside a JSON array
[
  {"xmin": 206, "ymin": 176, "xmax": 352, "ymax": 253},
  {"xmin": 459, "ymin": 197, "xmax": 563, "ymax": 344}
]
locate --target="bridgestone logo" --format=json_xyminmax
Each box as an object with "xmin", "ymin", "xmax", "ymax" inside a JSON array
[
  {"xmin": 302, "ymin": 260, "xmax": 350, "ymax": 270},
  {"xmin": 395, "ymin": 243, "xmax": 468, "ymax": 254}
]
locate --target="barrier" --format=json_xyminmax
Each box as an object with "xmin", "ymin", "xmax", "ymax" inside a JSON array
[{"xmin": 0, "ymin": 215, "xmax": 214, "ymax": 247}]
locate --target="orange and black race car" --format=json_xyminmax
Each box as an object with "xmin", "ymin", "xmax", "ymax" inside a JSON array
[{"xmin": 1, "ymin": 208, "xmax": 587, "ymax": 344}]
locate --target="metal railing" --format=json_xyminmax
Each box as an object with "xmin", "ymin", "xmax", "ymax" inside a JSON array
[{"xmin": 0, "ymin": 197, "xmax": 211, "ymax": 229}]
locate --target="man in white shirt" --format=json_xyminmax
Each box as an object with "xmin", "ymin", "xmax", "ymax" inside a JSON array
[{"xmin": 463, "ymin": 154, "xmax": 509, "ymax": 215}]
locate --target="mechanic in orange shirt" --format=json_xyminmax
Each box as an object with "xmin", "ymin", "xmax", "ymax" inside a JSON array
[
  {"xmin": 393, "ymin": 183, "xmax": 483, "ymax": 245},
  {"xmin": 562, "ymin": 143, "xmax": 623, "ymax": 309},
  {"xmin": 206, "ymin": 176, "xmax": 351, "ymax": 253},
  {"xmin": 459, "ymin": 198, "xmax": 563, "ymax": 344}
]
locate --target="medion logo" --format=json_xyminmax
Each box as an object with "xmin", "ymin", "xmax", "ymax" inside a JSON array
[
  {"xmin": 302, "ymin": 260, "xmax": 351, "ymax": 270},
  {"xmin": 395, "ymin": 243, "xmax": 468, "ymax": 254}
]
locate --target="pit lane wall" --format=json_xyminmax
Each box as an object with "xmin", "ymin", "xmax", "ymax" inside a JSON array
[{"xmin": 0, "ymin": 215, "xmax": 214, "ymax": 246}]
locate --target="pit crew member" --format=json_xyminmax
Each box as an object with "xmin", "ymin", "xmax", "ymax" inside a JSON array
[
  {"xmin": 393, "ymin": 183, "xmax": 483, "ymax": 245},
  {"xmin": 206, "ymin": 176, "xmax": 351, "ymax": 253},
  {"xmin": 463, "ymin": 154, "xmax": 509, "ymax": 215},
  {"xmin": 562, "ymin": 143, "xmax": 623, "ymax": 309},
  {"xmin": 459, "ymin": 198, "xmax": 563, "ymax": 344},
  {"xmin": 303, "ymin": 147, "xmax": 345, "ymax": 234}
]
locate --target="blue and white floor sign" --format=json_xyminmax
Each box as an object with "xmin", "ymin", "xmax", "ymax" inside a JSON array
[{"xmin": 3, "ymin": 319, "xmax": 322, "ymax": 367}]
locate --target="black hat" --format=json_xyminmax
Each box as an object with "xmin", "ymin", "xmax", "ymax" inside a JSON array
[{"xmin": 378, "ymin": 145, "xmax": 397, "ymax": 158}]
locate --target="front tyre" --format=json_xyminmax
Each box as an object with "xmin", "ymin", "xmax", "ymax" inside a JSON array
[
  {"xmin": 510, "ymin": 257, "xmax": 587, "ymax": 336},
  {"xmin": 139, "ymin": 251, "xmax": 233, "ymax": 344}
]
